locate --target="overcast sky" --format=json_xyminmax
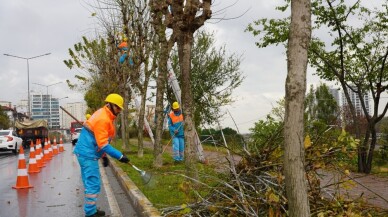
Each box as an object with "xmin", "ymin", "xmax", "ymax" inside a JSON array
[{"xmin": 1, "ymin": 0, "xmax": 386, "ymax": 133}]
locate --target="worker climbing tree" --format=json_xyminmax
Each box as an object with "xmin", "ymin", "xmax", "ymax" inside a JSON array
[{"xmin": 117, "ymin": 35, "xmax": 134, "ymax": 65}]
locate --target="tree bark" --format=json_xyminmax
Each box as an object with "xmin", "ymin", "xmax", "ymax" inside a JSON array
[
  {"xmin": 283, "ymin": 0, "xmax": 311, "ymax": 216},
  {"xmin": 178, "ymin": 32, "xmax": 198, "ymax": 179}
]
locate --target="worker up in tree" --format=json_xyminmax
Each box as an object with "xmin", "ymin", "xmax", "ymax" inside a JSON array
[
  {"xmin": 73, "ymin": 93, "xmax": 130, "ymax": 217},
  {"xmin": 168, "ymin": 101, "xmax": 185, "ymax": 162},
  {"xmin": 117, "ymin": 37, "xmax": 134, "ymax": 65}
]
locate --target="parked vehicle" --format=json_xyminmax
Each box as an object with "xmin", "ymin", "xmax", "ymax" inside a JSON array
[
  {"xmin": 71, "ymin": 128, "xmax": 82, "ymax": 146},
  {"xmin": 70, "ymin": 121, "xmax": 83, "ymax": 134},
  {"xmin": 15, "ymin": 120, "xmax": 48, "ymax": 149},
  {"xmin": 0, "ymin": 130, "xmax": 23, "ymax": 154}
]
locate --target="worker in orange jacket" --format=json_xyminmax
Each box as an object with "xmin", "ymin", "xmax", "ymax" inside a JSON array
[
  {"xmin": 168, "ymin": 101, "xmax": 185, "ymax": 162},
  {"xmin": 74, "ymin": 93, "xmax": 130, "ymax": 217}
]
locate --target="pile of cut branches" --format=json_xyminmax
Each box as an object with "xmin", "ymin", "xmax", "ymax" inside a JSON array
[{"xmin": 161, "ymin": 129, "xmax": 388, "ymax": 216}]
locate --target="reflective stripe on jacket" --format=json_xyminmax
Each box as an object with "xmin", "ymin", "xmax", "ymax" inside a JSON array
[{"xmin": 168, "ymin": 111, "xmax": 184, "ymax": 137}]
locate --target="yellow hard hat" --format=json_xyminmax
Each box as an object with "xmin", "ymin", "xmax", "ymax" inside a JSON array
[
  {"xmin": 172, "ymin": 101, "xmax": 179, "ymax": 110},
  {"xmin": 105, "ymin": 93, "xmax": 124, "ymax": 109},
  {"xmin": 86, "ymin": 114, "xmax": 91, "ymax": 120}
]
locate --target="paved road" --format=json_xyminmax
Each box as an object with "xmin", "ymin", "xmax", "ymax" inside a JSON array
[{"xmin": 0, "ymin": 143, "xmax": 138, "ymax": 217}]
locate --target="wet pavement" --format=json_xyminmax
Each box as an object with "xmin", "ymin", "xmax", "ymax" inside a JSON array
[{"xmin": 0, "ymin": 143, "xmax": 138, "ymax": 217}]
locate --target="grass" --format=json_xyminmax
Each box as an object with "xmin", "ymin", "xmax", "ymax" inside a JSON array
[{"xmin": 111, "ymin": 139, "xmax": 222, "ymax": 209}]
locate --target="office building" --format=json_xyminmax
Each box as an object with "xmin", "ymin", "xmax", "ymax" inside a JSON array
[{"xmin": 31, "ymin": 94, "xmax": 61, "ymax": 129}]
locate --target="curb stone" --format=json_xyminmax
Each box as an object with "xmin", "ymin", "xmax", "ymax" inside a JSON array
[{"xmin": 108, "ymin": 157, "xmax": 162, "ymax": 217}]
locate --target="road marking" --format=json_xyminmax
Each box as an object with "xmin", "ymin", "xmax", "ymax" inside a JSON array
[{"xmin": 100, "ymin": 161, "xmax": 123, "ymax": 217}]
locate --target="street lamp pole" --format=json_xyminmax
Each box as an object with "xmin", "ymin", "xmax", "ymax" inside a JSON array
[
  {"xmin": 32, "ymin": 82, "xmax": 62, "ymax": 128},
  {"xmin": 4, "ymin": 53, "xmax": 51, "ymax": 118}
]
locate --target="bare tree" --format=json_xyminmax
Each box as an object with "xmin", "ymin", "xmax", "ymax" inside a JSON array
[
  {"xmin": 149, "ymin": 1, "xmax": 176, "ymax": 167},
  {"xmin": 283, "ymin": 0, "xmax": 311, "ymax": 216},
  {"xmin": 165, "ymin": 0, "xmax": 212, "ymax": 179}
]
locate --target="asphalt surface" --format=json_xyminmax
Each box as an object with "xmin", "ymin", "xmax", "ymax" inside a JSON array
[{"xmin": 0, "ymin": 142, "xmax": 139, "ymax": 217}]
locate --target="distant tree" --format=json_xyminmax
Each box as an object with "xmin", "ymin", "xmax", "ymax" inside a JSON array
[
  {"xmin": 201, "ymin": 127, "xmax": 243, "ymax": 147},
  {"xmin": 0, "ymin": 107, "xmax": 10, "ymax": 130},
  {"xmin": 249, "ymin": 114, "xmax": 283, "ymax": 150},
  {"xmin": 305, "ymin": 83, "xmax": 340, "ymax": 136}
]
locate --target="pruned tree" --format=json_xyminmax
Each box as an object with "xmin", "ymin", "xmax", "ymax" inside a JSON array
[
  {"xmin": 119, "ymin": 0, "xmax": 157, "ymax": 157},
  {"xmin": 164, "ymin": 0, "xmax": 212, "ymax": 179},
  {"xmin": 283, "ymin": 0, "xmax": 311, "ymax": 216},
  {"xmin": 171, "ymin": 30, "xmax": 244, "ymax": 128},
  {"xmin": 149, "ymin": 0, "xmax": 177, "ymax": 168}
]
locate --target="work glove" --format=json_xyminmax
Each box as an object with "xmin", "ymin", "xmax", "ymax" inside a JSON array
[
  {"xmin": 119, "ymin": 155, "xmax": 130, "ymax": 163},
  {"xmin": 102, "ymin": 156, "xmax": 109, "ymax": 167}
]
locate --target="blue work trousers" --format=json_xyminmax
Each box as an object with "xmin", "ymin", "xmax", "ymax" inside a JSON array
[
  {"xmin": 172, "ymin": 137, "xmax": 184, "ymax": 161},
  {"xmin": 76, "ymin": 155, "xmax": 101, "ymax": 217}
]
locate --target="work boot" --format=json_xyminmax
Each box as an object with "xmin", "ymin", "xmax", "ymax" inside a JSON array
[{"xmin": 85, "ymin": 209, "xmax": 105, "ymax": 217}]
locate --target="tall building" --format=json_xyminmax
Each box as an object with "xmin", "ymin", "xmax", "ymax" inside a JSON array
[
  {"xmin": 31, "ymin": 94, "xmax": 61, "ymax": 129},
  {"xmin": 341, "ymin": 86, "xmax": 370, "ymax": 116},
  {"xmin": 61, "ymin": 102, "xmax": 87, "ymax": 129}
]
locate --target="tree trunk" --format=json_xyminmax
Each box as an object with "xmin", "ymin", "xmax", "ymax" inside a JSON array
[
  {"xmin": 283, "ymin": 0, "xmax": 311, "ymax": 216},
  {"xmin": 366, "ymin": 122, "xmax": 377, "ymax": 173},
  {"xmin": 178, "ymin": 32, "xmax": 198, "ymax": 180},
  {"xmin": 121, "ymin": 71, "xmax": 129, "ymax": 151},
  {"xmin": 137, "ymin": 87, "xmax": 146, "ymax": 157},
  {"xmin": 153, "ymin": 54, "xmax": 167, "ymax": 167}
]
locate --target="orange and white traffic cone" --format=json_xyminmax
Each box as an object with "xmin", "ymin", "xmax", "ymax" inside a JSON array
[
  {"xmin": 12, "ymin": 145, "xmax": 33, "ymax": 189},
  {"xmin": 59, "ymin": 135, "xmax": 65, "ymax": 152},
  {"xmin": 43, "ymin": 139, "xmax": 50, "ymax": 162},
  {"xmin": 48, "ymin": 139, "xmax": 54, "ymax": 159},
  {"xmin": 28, "ymin": 142, "xmax": 40, "ymax": 173},
  {"xmin": 52, "ymin": 137, "xmax": 58, "ymax": 155},
  {"xmin": 35, "ymin": 139, "xmax": 44, "ymax": 168}
]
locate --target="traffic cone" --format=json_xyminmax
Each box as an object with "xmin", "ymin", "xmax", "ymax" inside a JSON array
[
  {"xmin": 48, "ymin": 139, "xmax": 53, "ymax": 159},
  {"xmin": 43, "ymin": 139, "xmax": 50, "ymax": 162},
  {"xmin": 35, "ymin": 139, "xmax": 44, "ymax": 168},
  {"xmin": 28, "ymin": 142, "xmax": 40, "ymax": 173},
  {"xmin": 52, "ymin": 137, "xmax": 58, "ymax": 155},
  {"xmin": 59, "ymin": 135, "xmax": 65, "ymax": 152},
  {"xmin": 12, "ymin": 145, "xmax": 33, "ymax": 189}
]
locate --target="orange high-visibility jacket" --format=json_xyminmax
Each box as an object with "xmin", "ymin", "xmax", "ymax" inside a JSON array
[
  {"xmin": 168, "ymin": 111, "xmax": 184, "ymax": 137},
  {"xmin": 84, "ymin": 105, "xmax": 116, "ymax": 150}
]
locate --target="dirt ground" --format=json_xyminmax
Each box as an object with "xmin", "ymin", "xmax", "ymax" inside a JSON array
[{"xmin": 141, "ymin": 140, "xmax": 388, "ymax": 210}]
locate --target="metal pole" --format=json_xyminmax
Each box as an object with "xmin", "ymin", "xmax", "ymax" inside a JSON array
[
  {"xmin": 27, "ymin": 59, "xmax": 30, "ymax": 118},
  {"xmin": 3, "ymin": 53, "xmax": 51, "ymax": 119},
  {"xmin": 47, "ymin": 86, "xmax": 50, "ymax": 128}
]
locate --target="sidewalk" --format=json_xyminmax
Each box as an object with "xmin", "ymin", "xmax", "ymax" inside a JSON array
[{"xmin": 319, "ymin": 170, "xmax": 388, "ymax": 209}]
